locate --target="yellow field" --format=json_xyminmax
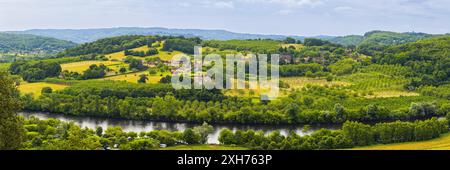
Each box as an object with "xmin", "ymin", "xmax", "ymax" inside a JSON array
[
  {"xmin": 106, "ymin": 46, "xmax": 149, "ymax": 61},
  {"xmin": 281, "ymin": 77, "xmax": 350, "ymax": 89},
  {"xmin": 105, "ymin": 44, "xmax": 182, "ymax": 61},
  {"xmin": 353, "ymin": 133, "xmax": 450, "ymax": 150},
  {"xmin": 18, "ymin": 82, "xmax": 68, "ymax": 97},
  {"xmin": 61, "ymin": 61, "xmax": 124, "ymax": 73},
  {"xmin": 102, "ymin": 71, "xmax": 169, "ymax": 84},
  {"xmin": 105, "ymin": 51, "xmax": 126, "ymax": 61},
  {"xmin": 281, "ymin": 44, "xmax": 304, "ymax": 50},
  {"xmin": 155, "ymin": 50, "xmax": 182, "ymax": 61},
  {"xmin": 223, "ymin": 78, "xmax": 282, "ymax": 98},
  {"xmin": 130, "ymin": 45, "xmax": 150, "ymax": 52}
]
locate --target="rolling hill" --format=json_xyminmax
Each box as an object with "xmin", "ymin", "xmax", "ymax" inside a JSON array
[
  {"xmin": 0, "ymin": 32, "xmax": 77, "ymax": 54},
  {"xmin": 329, "ymin": 31, "xmax": 434, "ymax": 47},
  {"xmin": 8, "ymin": 27, "xmax": 328, "ymax": 43}
]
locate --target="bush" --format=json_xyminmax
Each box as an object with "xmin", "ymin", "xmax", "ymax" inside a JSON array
[{"xmin": 41, "ymin": 87, "xmax": 53, "ymax": 94}]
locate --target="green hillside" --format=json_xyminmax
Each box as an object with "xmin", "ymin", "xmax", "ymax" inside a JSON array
[{"xmin": 0, "ymin": 32, "xmax": 76, "ymax": 54}]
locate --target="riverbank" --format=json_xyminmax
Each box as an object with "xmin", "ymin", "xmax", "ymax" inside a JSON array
[{"xmin": 19, "ymin": 111, "xmax": 338, "ymax": 144}]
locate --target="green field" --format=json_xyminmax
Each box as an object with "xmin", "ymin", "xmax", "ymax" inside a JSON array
[
  {"xmin": 0, "ymin": 62, "xmax": 10, "ymax": 71},
  {"xmin": 353, "ymin": 133, "xmax": 450, "ymax": 150},
  {"xmin": 106, "ymin": 42, "xmax": 183, "ymax": 61},
  {"xmin": 102, "ymin": 71, "xmax": 170, "ymax": 84},
  {"xmin": 160, "ymin": 145, "xmax": 249, "ymax": 150},
  {"xmin": 61, "ymin": 60, "xmax": 125, "ymax": 73}
]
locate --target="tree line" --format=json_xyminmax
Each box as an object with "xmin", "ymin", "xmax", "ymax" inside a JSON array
[
  {"xmin": 22, "ymin": 116, "xmax": 213, "ymax": 150},
  {"xmin": 20, "ymin": 85, "xmax": 448, "ymax": 125},
  {"xmin": 218, "ymin": 117, "xmax": 449, "ymax": 150}
]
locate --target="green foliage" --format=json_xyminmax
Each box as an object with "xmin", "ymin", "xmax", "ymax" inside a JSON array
[
  {"xmin": 159, "ymin": 75, "xmax": 172, "ymax": 84},
  {"xmin": 0, "ymin": 71, "xmax": 24, "ymax": 149},
  {"xmin": 59, "ymin": 35, "xmax": 160, "ymax": 57},
  {"xmin": 329, "ymin": 35, "xmax": 364, "ymax": 46},
  {"xmin": 41, "ymin": 87, "xmax": 53, "ymax": 94},
  {"xmin": 124, "ymin": 48, "xmax": 158, "ymax": 57},
  {"xmin": 162, "ymin": 37, "xmax": 201, "ymax": 54},
  {"xmin": 342, "ymin": 72, "xmax": 408, "ymax": 91},
  {"xmin": 219, "ymin": 118, "xmax": 448, "ymax": 150},
  {"xmin": 280, "ymin": 63, "xmax": 324, "ymax": 77},
  {"xmin": 126, "ymin": 57, "xmax": 146, "ymax": 71},
  {"xmin": 296, "ymin": 43, "xmax": 347, "ymax": 65},
  {"xmin": 419, "ymin": 84, "xmax": 450, "ymax": 99},
  {"xmin": 376, "ymin": 36, "xmax": 450, "ymax": 88},
  {"xmin": 358, "ymin": 64, "xmax": 413, "ymax": 77},
  {"xmin": 0, "ymin": 32, "xmax": 76, "ymax": 54},
  {"xmin": 119, "ymin": 67, "xmax": 127, "ymax": 74},
  {"xmin": 21, "ymin": 116, "xmax": 213, "ymax": 150},
  {"xmin": 283, "ymin": 37, "xmax": 297, "ymax": 44},
  {"xmin": 137, "ymin": 74, "xmax": 148, "ymax": 83},
  {"xmin": 203, "ymin": 39, "xmax": 281, "ymax": 53},
  {"xmin": 193, "ymin": 122, "xmax": 214, "ymax": 144},
  {"xmin": 182, "ymin": 128, "xmax": 202, "ymax": 145},
  {"xmin": 342, "ymin": 121, "xmax": 373, "ymax": 146},
  {"xmin": 328, "ymin": 58, "xmax": 360, "ymax": 76},
  {"xmin": 303, "ymin": 38, "xmax": 332, "ymax": 46},
  {"xmin": 357, "ymin": 31, "xmax": 432, "ymax": 56},
  {"xmin": 81, "ymin": 64, "xmax": 107, "ymax": 79},
  {"xmin": 9, "ymin": 61, "xmax": 61, "ymax": 82},
  {"xmin": 123, "ymin": 138, "xmax": 160, "ymax": 150}
]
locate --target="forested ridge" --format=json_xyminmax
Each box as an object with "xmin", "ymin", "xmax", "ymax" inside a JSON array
[{"xmin": 0, "ymin": 33, "xmax": 76, "ymax": 54}]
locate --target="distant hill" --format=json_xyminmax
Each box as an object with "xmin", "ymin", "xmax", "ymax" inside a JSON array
[
  {"xmin": 328, "ymin": 35, "xmax": 364, "ymax": 46},
  {"xmin": 8, "ymin": 27, "xmax": 325, "ymax": 43},
  {"xmin": 0, "ymin": 32, "xmax": 77, "ymax": 54},
  {"xmin": 360, "ymin": 31, "xmax": 433, "ymax": 45},
  {"xmin": 375, "ymin": 35, "xmax": 450, "ymax": 87},
  {"xmin": 329, "ymin": 31, "xmax": 434, "ymax": 47}
]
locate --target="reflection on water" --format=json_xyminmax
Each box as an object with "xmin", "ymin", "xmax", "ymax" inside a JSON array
[{"xmin": 19, "ymin": 112, "xmax": 339, "ymax": 144}]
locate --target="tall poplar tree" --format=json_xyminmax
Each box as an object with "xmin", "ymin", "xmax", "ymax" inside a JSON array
[{"xmin": 0, "ymin": 71, "xmax": 24, "ymax": 150}]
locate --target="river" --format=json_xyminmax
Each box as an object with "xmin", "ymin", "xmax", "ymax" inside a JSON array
[{"xmin": 19, "ymin": 112, "xmax": 340, "ymax": 144}]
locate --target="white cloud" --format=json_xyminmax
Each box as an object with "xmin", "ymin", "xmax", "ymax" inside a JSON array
[
  {"xmin": 333, "ymin": 6, "xmax": 354, "ymax": 12},
  {"xmin": 213, "ymin": 1, "xmax": 234, "ymax": 8}
]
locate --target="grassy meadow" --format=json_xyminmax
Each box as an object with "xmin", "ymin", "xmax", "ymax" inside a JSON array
[
  {"xmin": 353, "ymin": 133, "xmax": 450, "ymax": 150},
  {"xmin": 61, "ymin": 60, "xmax": 125, "ymax": 73}
]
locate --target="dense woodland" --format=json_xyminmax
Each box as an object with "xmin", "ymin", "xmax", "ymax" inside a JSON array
[{"xmin": 218, "ymin": 118, "xmax": 448, "ymax": 150}]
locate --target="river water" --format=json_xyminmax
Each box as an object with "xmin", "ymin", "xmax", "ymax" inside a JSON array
[{"xmin": 19, "ymin": 112, "xmax": 339, "ymax": 144}]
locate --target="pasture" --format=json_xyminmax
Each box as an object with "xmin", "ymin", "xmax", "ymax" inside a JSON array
[
  {"xmin": 18, "ymin": 82, "xmax": 68, "ymax": 97},
  {"xmin": 102, "ymin": 71, "xmax": 170, "ymax": 84},
  {"xmin": 0, "ymin": 62, "xmax": 10, "ymax": 71},
  {"xmin": 61, "ymin": 60, "xmax": 124, "ymax": 73}
]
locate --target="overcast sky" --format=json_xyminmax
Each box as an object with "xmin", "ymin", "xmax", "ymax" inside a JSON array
[{"xmin": 1, "ymin": 0, "xmax": 449, "ymax": 36}]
